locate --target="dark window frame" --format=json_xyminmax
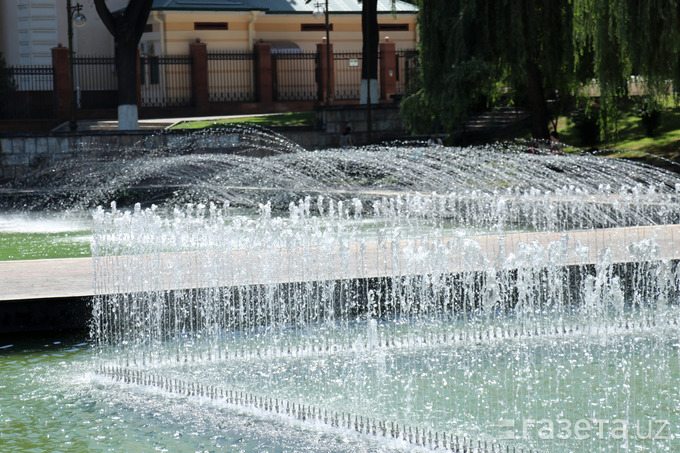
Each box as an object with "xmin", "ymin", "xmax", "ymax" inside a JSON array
[
  {"xmin": 301, "ymin": 23, "xmax": 334, "ymax": 32},
  {"xmin": 378, "ymin": 24, "xmax": 409, "ymax": 31},
  {"xmin": 194, "ymin": 22, "xmax": 229, "ymax": 30}
]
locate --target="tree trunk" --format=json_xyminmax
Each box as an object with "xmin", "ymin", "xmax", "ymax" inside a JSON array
[
  {"xmin": 360, "ymin": 0, "xmax": 379, "ymax": 104},
  {"xmin": 116, "ymin": 38, "xmax": 139, "ymax": 130},
  {"xmin": 526, "ymin": 60, "xmax": 550, "ymax": 139},
  {"xmin": 93, "ymin": 0, "xmax": 153, "ymax": 130}
]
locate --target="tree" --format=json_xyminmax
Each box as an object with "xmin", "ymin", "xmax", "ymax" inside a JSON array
[
  {"xmin": 360, "ymin": 0, "xmax": 379, "ymax": 104},
  {"xmin": 306, "ymin": 0, "xmax": 385, "ymax": 104},
  {"xmin": 93, "ymin": 0, "xmax": 154, "ymax": 130},
  {"xmin": 572, "ymin": 0, "xmax": 680, "ymax": 133},
  {"xmin": 406, "ymin": 0, "xmax": 579, "ymax": 139},
  {"xmin": 408, "ymin": 0, "xmax": 680, "ymax": 140}
]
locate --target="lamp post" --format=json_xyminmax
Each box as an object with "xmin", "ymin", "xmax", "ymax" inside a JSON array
[
  {"xmin": 66, "ymin": 0, "xmax": 86, "ymax": 131},
  {"xmin": 313, "ymin": 0, "xmax": 332, "ymax": 105}
]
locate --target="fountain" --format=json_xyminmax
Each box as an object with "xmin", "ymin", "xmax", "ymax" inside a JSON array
[{"xmin": 2, "ymin": 128, "xmax": 680, "ymax": 451}]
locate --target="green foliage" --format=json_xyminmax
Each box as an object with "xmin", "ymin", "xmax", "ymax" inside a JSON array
[
  {"xmin": 400, "ymin": 88, "xmax": 434, "ymax": 134},
  {"xmin": 558, "ymin": 99, "xmax": 680, "ymax": 159},
  {"xmin": 414, "ymin": 0, "xmax": 580, "ymax": 138},
  {"xmin": 572, "ymin": 0, "xmax": 680, "ymax": 132},
  {"xmin": 415, "ymin": 0, "xmax": 680, "ymax": 140}
]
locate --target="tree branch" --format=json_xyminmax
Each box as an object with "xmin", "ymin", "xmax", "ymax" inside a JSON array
[
  {"xmin": 125, "ymin": 0, "xmax": 155, "ymax": 42},
  {"xmin": 93, "ymin": 0, "xmax": 116, "ymax": 36}
]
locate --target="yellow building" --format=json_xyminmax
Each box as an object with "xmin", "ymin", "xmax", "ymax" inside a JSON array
[
  {"xmin": 0, "ymin": 1, "xmax": 417, "ymax": 65},
  {"xmin": 0, "ymin": 0, "xmax": 419, "ymax": 121},
  {"xmin": 144, "ymin": 0, "xmax": 419, "ymax": 56}
]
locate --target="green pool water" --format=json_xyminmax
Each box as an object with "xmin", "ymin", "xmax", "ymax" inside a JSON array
[
  {"xmin": 0, "ymin": 334, "xmax": 404, "ymax": 452},
  {"xmin": 0, "ymin": 211, "xmax": 92, "ymax": 260},
  {"xmin": 99, "ymin": 317, "xmax": 680, "ymax": 453}
]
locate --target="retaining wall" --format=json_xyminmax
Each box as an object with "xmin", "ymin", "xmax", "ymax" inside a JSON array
[{"xmin": 0, "ymin": 105, "xmax": 407, "ymax": 184}]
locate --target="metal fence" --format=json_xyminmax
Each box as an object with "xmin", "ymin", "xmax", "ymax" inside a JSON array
[
  {"xmin": 395, "ymin": 49, "xmax": 418, "ymax": 95},
  {"xmin": 141, "ymin": 55, "xmax": 193, "ymax": 107},
  {"xmin": 73, "ymin": 56, "xmax": 116, "ymax": 90},
  {"xmin": 73, "ymin": 55, "xmax": 117, "ymax": 109},
  {"xmin": 1, "ymin": 49, "xmax": 420, "ymax": 119},
  {"xmin": 1, "ymin": 65, "xmax": 53, "ymax": 91},
  {"xmin": 208, "ymin": 51, "xmax": 255, "ymax": 102},
  {"xmin": 333, "ymin": 51, "xmax": 363, "ymax": 100},
  {"xmin": 0, "ymin": 66, "xmax": 54, "ymax": 119},
  {"xmin": 273, "ymin": 52, "xmax": 317, "ymax": 101}
]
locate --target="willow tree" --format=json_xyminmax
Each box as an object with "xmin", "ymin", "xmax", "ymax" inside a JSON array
[
  {"xmin": 573, "ymin": 0, "xmax": 680, "ymax": 130},
  {"xmin": 405, "ymin": 0, "xmax": 580, "ymax": 139},
  {"xmin": 94, "ymin": 0, "xmax": 154, "ymax": 130}
]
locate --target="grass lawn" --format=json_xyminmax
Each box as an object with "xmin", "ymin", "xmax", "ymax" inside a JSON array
[
  {"xmin": 170, "ymin": 111, "xmax": 315, "ymax": 129},
  {"xmin": 556, "ymin": 100, "xmax": 680, "ymax": 161}
]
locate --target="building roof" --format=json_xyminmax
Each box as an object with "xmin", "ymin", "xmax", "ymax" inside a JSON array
[{"xmin": 151, "ymin": 0, "xmax": 418, "ymax": 14}]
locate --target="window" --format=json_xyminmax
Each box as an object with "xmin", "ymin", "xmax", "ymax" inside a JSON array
[
  {"xmin": 301, "ymin": 23, "xmax": 334, "ymax": 32},
  {"xmin": 194, "ymin": 22, "xmax": 228, "ymax": 30},
  {"xmin": 378, "ymin": 24, "xmax": 409, "ymax": 31},
  {"xmin": 144, "ymin": 24, "xmax": 153, "ymax": 33}
]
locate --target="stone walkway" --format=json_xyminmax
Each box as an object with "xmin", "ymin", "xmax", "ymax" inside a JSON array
[{"xmin": 2, "ymin": 224, "xmax": 678, "ymax": 302}]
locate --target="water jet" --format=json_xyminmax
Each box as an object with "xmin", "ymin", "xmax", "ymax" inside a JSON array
[{"xmin": 2, "ymin": 129, "xmax": 679, "ymax": 451}]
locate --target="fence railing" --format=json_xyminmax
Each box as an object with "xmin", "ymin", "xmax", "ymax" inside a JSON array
[
  {"xmin": 73, "ymin": 56, "xmax": 116, "ymax": 91},
  {"xmin": 0, "ymin": 66, "xmax": 54, "ymax": 119},
  {"xmin": 73, "ymin": 55, "xmax": 117, "ymax": 109},
  {"xmin": 207, "ymin": 51, "xmax": 255, "ymax": 102},
  {"xmin": 334, "ymin": 52, "xmax": 363, "ymax": 101},
  {"xmin": 2, "ymin": 48, "xmax": 419, "ymax": 119},
  {"xmin": 273, "ymin": 52, "xmax": 317, "ymax": 102},
  {"xmin": 1, "ymin": 65, "xmax": 54, "ymax": 91},
  {"xmin": 141, "ymin": 55, "xmax": 193, "ymax": 107},
  {"xmin": 395, "ymin": 49, "xmax": 418, "ymax": 95}
]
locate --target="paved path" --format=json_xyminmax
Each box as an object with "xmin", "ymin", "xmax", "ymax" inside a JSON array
[
  {"xmin": 2, "ymin": 225, "xmax": 679, "ymax": 302},
  {"xmin": 0, "ymin": 257, "xmax": 93, "ymax": 301}
]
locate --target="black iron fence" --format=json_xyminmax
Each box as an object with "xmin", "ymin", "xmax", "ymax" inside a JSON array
[
  {"xmin": 273, "ymin": 52, "xmax": 317, "ymax": 101},
  {"xmin": 1, "ymin": 65, "xmax": 53, "ymax": 91},
  {"xmin": 207, "ymin": 51, "xmax": 255, "ymax": 102},
  {"xmin": 333, "ymin": 51, "xmax": 363, "ymax": 101},
  {"xmin": 2, "ymin": 49, "xmax": 419, "ymax": 119},
  {"xmin": 73, "ymin": 55, "xmax": 117, "ymax": 109},
  {"xmin": 141, "ymin": 55, "xmax": 193, "ymax": 107},
  {"xmin": 395, "ymin": 48, "xmax": 418, "ymax": 95},
  {"xmin": 0, "ymin": 66, "xmax": 54, "ymax": 119}
]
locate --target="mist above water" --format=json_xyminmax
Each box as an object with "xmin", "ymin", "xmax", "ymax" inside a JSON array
[{"xmin": 5, "ymin": 126, "xmax": 680, "ymax": 216}]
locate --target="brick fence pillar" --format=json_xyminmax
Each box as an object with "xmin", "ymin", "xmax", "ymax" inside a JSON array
[
  {"xmin": 51, "ymin": 45, "xmax": 70, "ymax": 123},
  {"xmin": 190, "ymin": 40, "xmax": 209, "ymax": 113},
  {"xmin": 379, "ymin": 40, "xmax": 396, "ymax": 101},
  {"xmin": 316, "ymin": 41, "xmax": 334, "ymax": 104},
  {"xmin": 254, "ymin": 42, "xmax": 273, "ymax": 103}
]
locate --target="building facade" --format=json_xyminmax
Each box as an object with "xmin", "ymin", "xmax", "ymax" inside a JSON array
[
  {"xmin": 0, "ymin": 0, "xmax": 418, "ymax": 125},
  {"xmin": 0, "ymin": 0, "xmax": 417, "ymax": 64}
]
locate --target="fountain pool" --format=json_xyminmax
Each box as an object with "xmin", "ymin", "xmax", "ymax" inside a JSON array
[
  {"xmin": 91, "ymin": 192, "xmax": 679, "ymax": 452},
  {"xmin": 2, "ymin": 134, "xmax": 680, "ymax": 452}
]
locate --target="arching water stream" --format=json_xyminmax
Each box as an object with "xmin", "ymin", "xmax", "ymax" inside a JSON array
[{"xmin": 3, "ymin": 128, "xmax": 680, "ymax": 452}]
